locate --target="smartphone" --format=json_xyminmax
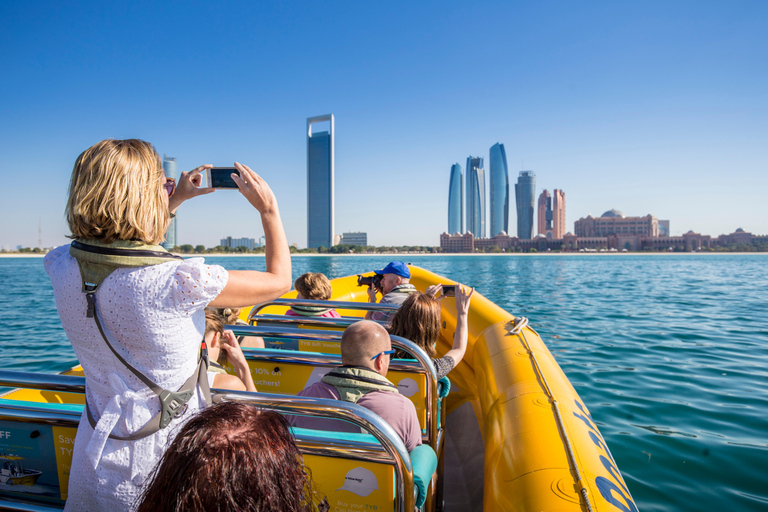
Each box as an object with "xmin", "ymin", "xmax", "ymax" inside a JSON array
[
  {"xmin": 207, "ymin": 167, "xmax": 239, "ymax": 189},
  {"xmin": 441, "ymin": 285, "xmax": 456, "ymax": 297}
]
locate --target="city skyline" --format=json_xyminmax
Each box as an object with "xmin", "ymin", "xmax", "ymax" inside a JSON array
[
  {"xmin": 515, "ymin": 171, "xmax": 536, "ymax": 240},
  {"xmin": 447, "ymin": 163, "xmax": 463, "ymax": 235},
  {"xmin": 489, "ymin": 143, "xmax": 509, "ymax": 237},
  {"xmin": 1, "ymin": 2, "xmax": 767, "ymax": 249},
  {"xmin": 306, "ymin": 114, "xmax": 335, "ymax": 249},
  {"xmin": 466, "ymin": 156, "xmax": 485, "ymax": 238},
  {"xmin": 161, "ymin": 155, "xmax": 177, "ymax": 250}
]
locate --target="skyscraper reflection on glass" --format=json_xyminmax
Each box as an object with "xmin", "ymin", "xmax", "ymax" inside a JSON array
[
  {"xmin": 307, "ymin": 114, "xmax": 335, "ymax": 249},
  {"xmin": 161, "ymin": 155, "xmax": 177, "ymax": 250},
  {"xmin": 515, "ymin": 170, "xmax": 536, "ymax": 239},
  {"xmin": 489, "ymin": 143, "xmax": 509, "ymax": 237},
  {"xmin": 465, "ymin": 156, "xmax": 485, "ymax": 238},
  {"xmin": 448, "ymin": 163, "xmax": 463, "ymax": 234}
]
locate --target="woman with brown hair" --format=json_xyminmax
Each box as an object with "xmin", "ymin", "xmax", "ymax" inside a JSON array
[
  {"xmin": 388, "ymin": 284, "xmax": 474, "ymax": 379},
  {"xmin": 44, "ymin": 139, "xmax": 291, "ymax": 510},
  {"xmin": 286, "ymin": 272, "xmax": 341, "ymax": 318},
  {"xmin": 136, "ymin": 401, "xmax": 317, "ymax": 512}
]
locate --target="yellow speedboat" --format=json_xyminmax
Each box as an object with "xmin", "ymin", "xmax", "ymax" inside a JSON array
[{"xmin": 0, "ymin": 265, "xmax": 637, "ymax": 512}]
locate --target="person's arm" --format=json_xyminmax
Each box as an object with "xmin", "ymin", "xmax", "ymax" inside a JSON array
[
  {"xmin": 209, "ymin": 162, "xmax": 292, "ymax": 307},
  {"xmin": 364, "ymin": 285, "xmax": 379, "ymax": 319},
  {"xmin": 442, "ymin": 284, "xmax": 474, "ymax": 367},
  {"xmin": 213, "ymin": 373, "xmax": 247, "ymax": 392},
  {"xmin": 219, "ymin": 330, "xmax": 257, "ymax": 392}
]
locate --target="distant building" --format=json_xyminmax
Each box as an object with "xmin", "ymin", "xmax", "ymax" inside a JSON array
[
  {"xmin": 537, "ymin": 190, "xmax": 552, "ymax": 236},
  {"xmin": 465, "ymin": 156, "xmax": 485, "ymax": 237},
  {"xmin": 307, "ymin": 114, "xmax": 335, "ymax": 249},
  {"xmin": 440, "ymin": 230, "xmax": 712, "ymax": 253},
  {"xmin": 552, "ymin": 189, "xmax": 565, "ymax": 239},
  {"xmin": 574, "ymin": 209, "xmax": 658, "ymax": 237},
  {"xmin": 339, "ymin": 231, "xmax": 368, "ymax": 246},
  {"xmin": 489, "ymin": 143, "xmax": 509, "ymax": 237},
  {"xmin": 448, "ymin": 163, "xmax": 464, "ymax": 234},
  {"xmin": 716, "ymin": 228, "xmax": 768, "ymax": 247},
  {"xmin": 515, "ymin": 171, "xmax": 536, "ymax": 239},
  {"xmin": 162, "ymin": 155, "xmax": 177, "ymax": 250},
  {"xmin": 220, "ymin": 237, "xmax": 256, "ymax": 250},
  {"xmin": 658, "ymin": 220, "xmax": 670, "ymax": 237}
]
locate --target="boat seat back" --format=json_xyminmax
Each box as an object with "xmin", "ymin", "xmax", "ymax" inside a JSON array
[{"xmin": 0, "ymin": 374, "xmax": 434, "ymax": 512}]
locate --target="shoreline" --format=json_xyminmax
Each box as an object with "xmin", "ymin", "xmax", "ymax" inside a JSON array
[{"xmin": 2, "ymin": 251, "xmax": 766, "ymax": 259}]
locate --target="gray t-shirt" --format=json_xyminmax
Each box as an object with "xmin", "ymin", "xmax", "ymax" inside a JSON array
[{"xmin": 292, "ymin": 381, "xmax": 422, "ymax": 451}]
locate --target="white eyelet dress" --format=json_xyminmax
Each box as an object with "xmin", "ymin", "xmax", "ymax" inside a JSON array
[{"xmin": 44, "ymin": 245, "xmax": 228, "ymax": 511}]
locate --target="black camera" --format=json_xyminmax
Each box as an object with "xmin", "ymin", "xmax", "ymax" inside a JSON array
[
  {"xmin": 357, "ymin": 274, "xmax": 382, "ymax": 289},
  {"xmin": 441, "ymin": 285, "xmax": 456, "ymax": 297}
]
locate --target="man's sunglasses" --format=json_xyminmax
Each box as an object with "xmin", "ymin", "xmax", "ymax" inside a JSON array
[
  {"xmin": 164, "ymin": 177, "xmax": 176, "ymax": 197},
  {"xmin": 370, "ymin": 349, "xmax": 395, "ymax": 361}
]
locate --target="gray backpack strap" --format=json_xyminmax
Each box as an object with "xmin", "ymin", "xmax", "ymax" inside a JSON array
[{"xmin": 83, "ymin": 287, "xmax": 212, "ymax": 440}]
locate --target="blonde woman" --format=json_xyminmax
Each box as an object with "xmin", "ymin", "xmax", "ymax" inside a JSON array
[{"xmin": 44, "ymin": 139, "xmax": 291, "ymax": 511}]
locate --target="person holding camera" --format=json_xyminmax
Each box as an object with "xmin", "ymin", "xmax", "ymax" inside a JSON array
[
  {"xmin": 364, "ymin": 261, "xmax": 418, "ymax": 323},
  {"xmin": 44, "ymin": 139, "xmax": 292, "ymax": 511}
]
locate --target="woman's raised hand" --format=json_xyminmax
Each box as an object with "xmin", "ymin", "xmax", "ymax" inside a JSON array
[
  {"xmin": 231, "ymin": 162, "xmax": 278, "ymax": 215},
  {"xmin": 168, "ymin": 164, "xmax": 215, "ymax": 213},
  {"xmin": 455, "ymin": 284, "xmax": 474, "ymax": 316}
]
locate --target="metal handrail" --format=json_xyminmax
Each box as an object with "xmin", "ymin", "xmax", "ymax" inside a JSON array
[
  {"xmin": 247, "ymin": 298, "xmax": 400, "ymax": 322},
  {"xmin": 0, "ymin": 371, "xmax": 416, "ymax": 511},
  {"xmin": 249, "ymin": 314, "xmax": 388, "ymax": 328},
  {"xmin": 225, "ymin": 324, "xmax": 440, "ymax": 449},
  {"xmin": 0, "ymin": 371, "xmax": 85, "ymax": 394}
]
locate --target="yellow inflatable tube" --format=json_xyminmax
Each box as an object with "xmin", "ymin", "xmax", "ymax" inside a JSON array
[{"xmin": 270, "ymin": 265, "xmax": 637, "ymax": 512}]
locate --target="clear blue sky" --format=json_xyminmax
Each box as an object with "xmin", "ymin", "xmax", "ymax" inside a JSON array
[{"xmin": 1, "ymin": 0, "xmax": 766, "ymax": 249}]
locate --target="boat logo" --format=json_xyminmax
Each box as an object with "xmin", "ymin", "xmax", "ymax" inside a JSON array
[
  {"xmin": 396, "ymin": 378, "xmax": 418, "ymax": 397},
  {"xmin": 336, "ymin": 467, "xmax": 379, "ymax": 497}
]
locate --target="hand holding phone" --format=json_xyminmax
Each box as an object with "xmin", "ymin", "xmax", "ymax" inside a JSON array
[{"xmin": 207, "ymin": 167, "xmax": 239, "ymax": 189}]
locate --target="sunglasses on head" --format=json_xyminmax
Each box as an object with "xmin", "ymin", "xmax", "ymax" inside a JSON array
[
  {"xmin": 370, "ymin": 349, "xmax": 395, "ymax": 361},
  {"xmin": 164, "ymin": 177, "xmax": 176, "ymax": 197}
]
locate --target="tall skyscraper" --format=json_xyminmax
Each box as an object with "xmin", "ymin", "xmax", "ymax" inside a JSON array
[
  {"xmin": 552, "ymin": 189, "xmax": 566, "ymax": 239},
  {"xmin": 465, "ymin": 156, "xmax": 485, "ymax": 238},
  {"xmin": 307, "ymin": 114, "xmax": 335, "ymax": 249},
  {"xmin": 489, "ymin": 143, "xmax": 509, "ymax": 236},
  {"xmin": 538, "ymin": 190, "xmax": 552, "ymax": 236},
  {"xmin": 448, "ymin": 163, "xmax": 464, "ymax": 234},
  {"xmin": 162, "ymin": 155, "xmax": 177, "ymax": 250},
  {"xmin": 515, "ymin": 171, "xmax": 536, "ymax": 239}
]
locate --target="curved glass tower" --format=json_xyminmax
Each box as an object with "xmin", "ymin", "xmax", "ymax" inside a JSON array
[
  {"xmin": 489, "ymin": 143, "xmax": 509, "ymax": 236},
  {"xmin": 465, "ymin": 156, "xmax": 485, "ymax": 238},
  {"xmin": 161, "ymin": 155, "xmax": 177, "ymax": 250},
  {"xmin": 307, "ymin": 114, "xmax": 335, "ymax": 249},
  {"xmin": 448, "ymin": 163, "xmax": 463, "ymax": 234},
  {"xmin": 515, "ymin": 170, "xmax": 536, "ymax": 239}
]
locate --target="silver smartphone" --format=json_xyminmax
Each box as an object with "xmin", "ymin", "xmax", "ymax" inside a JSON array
[{"xmin": 207, "ymin": 167, "xmax": 239, "ymax": 189}]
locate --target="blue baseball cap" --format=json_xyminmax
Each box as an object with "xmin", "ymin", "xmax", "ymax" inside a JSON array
[{"xmin": 374, "ymin": 261, "xmax": 410, "ymax": 279}]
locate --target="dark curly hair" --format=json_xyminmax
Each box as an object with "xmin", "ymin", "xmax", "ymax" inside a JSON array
[{"xmin": 136, "ymin": 401, "xmax": 316, "ymax": 512}]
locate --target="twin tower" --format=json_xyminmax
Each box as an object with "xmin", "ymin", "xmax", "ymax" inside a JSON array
[{"xmin": 448, "ymin": 144, "xmax": 542, "ymax": 240}]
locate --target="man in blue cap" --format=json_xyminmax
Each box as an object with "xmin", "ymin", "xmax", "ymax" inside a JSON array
[{"xmin": 365, "ymin": 261, "xmax": 417, "ymax": 322}]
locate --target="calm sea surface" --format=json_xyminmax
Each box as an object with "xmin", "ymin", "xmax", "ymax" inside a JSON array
[{"xmin": 1, "ymin": 253, "xmax": 767, "ymax": 511}]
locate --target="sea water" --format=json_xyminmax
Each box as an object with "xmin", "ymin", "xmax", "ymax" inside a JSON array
[{"xmin": 1, "ymin": 253, "xmax": 766, "ymax": 511}]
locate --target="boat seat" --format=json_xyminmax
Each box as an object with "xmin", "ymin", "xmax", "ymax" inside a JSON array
[{"xmin": 0, "ymin": 374, "xmax": 437, "ymax": 512}]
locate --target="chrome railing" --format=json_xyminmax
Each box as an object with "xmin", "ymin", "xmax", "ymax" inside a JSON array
[
  {"xmin": 248, "ymin": 314, "xmax": 388, "ymax": 328},
  {"xmin": 247, "ymin": 298, "xmax": 400, "ymax": 322},
  {"xmin": 0, "ymin": 371, "xmax": 416, "ymax": 512},
  {"xmin": 225, "ymin": 324, "xmax": 440, "ymax": 449}
]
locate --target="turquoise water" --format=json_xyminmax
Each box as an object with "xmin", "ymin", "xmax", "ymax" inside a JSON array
[{"xmin": 1, "ymin": 253, "xmax": 767, "ymax": 511}]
